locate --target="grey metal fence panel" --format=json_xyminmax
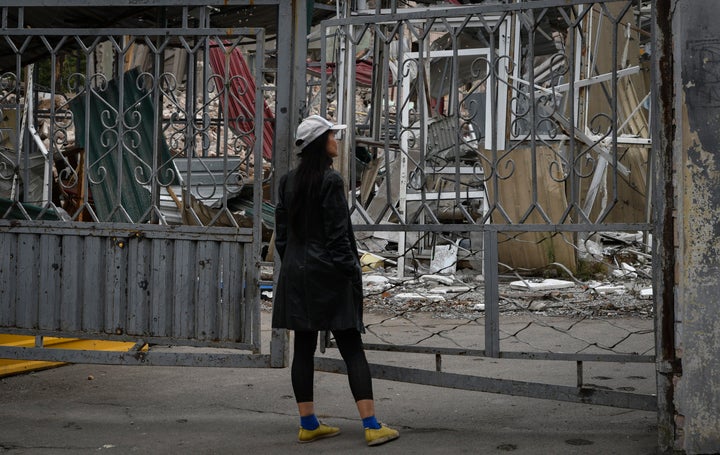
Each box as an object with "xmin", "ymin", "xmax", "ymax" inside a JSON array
[
  {"xmin": 309, "ymin": 0, "xmax": 659, "ymax": 411},
  {"xmin": 0, "ymin": 222, "xmax": 254, "ymax": 348}
]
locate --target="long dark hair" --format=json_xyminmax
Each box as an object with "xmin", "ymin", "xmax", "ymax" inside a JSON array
[{"xmin": 288, "ymin": 130, "xmax": 333, "ymax": 237}]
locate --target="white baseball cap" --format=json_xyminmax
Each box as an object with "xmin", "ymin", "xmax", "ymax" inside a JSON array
[{"xmin": 295, "ymin": 115, "xmax": 347, "ymax": 151}]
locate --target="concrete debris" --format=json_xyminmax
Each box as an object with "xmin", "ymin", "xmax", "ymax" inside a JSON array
[
  {"xmin": 612, "ymin": 262, "xmax": 638, "ymax": 279},
  {"xmin": 578, "ymin": 239, "xmax": 604, "ymax": 259},
  {"xmin": 419, "ymin": 274, "xmax": 455, "ymax": 286},
  {"xmin": 386, "ymin": 275, "xmax": 417, "ymax": 286},
  {"xmin": 509, "ymin": 278, "xmax": 575, "ymax": 291},
  {"xmin": 430, "ymin": 244, "xmax": 458, "ymax": 275},
  {"xmin": 363, "ymin": 275, "xmax": 391, "ymax": 285},
  {"xmin": 260, "ymin": 266, "xmax": 274, "ymax": 281},
  {"xmin": 639, "ymin": 288, "xmax": 653, "ymax": 299},
  {"xmin": 428, "ymin": 285, "xmax": 472, "ymax": 294},
  {"xmin": 393, "ymin": 293, "xmax": 446, "ymax": 303},
  {"xmin": 591, "ymin": 285, "xmax": 627, "ymax": 295},
  {"xmin": 362, "ymin": 275, "xmax": 391, "ymax": 292}
]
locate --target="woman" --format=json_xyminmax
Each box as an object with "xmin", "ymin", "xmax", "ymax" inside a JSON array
[{"xmin": 273, "ymin": 115, "xmax": 399, "ymax": 446}]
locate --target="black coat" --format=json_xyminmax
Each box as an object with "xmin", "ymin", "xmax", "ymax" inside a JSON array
[{"xmin": 272, "ymin": 169, "xmax": 364, "ymax": 332}]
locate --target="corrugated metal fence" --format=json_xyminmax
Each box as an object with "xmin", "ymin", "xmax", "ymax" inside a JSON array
[{"xmin": 0, "ymin": 223, "xmax": 254, "ymax": 348}]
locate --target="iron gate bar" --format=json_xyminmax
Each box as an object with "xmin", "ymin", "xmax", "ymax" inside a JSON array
[
  {"xmin": 314, "ymin": 357, "xmax": 657, "ymax": 412},
  {"xmin": 353, "ymin": 343, "xmax": 655, "ymax": 363},
  {"xmin": 0, "ymin": 329, "xmax": 260, "ymax": 351},
  {"xmin": 5, "ymin": 0, "xmax": 284, "ymax": 6},
  {"xmin": 0, "ymin": 220, "xmax": 254, "ymax": 241},
  {"xmin": 322, "ymin": 0, "xmax": 630, "ymax": 26},
  {"xmin": 0, "ymin": 27, "xmax": 269, "ymax": 36},
  {"xmin": 350, "ymin": 223, "xmax": 654, "ymax": 232},
  {"xmin": 0, "ymin": 345, "xmax": 271, "ymax": 368}
]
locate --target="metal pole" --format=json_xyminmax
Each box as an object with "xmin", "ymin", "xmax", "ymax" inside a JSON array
[
  {"xmin": 269, "ymin": 0, "xmax": 305, "ymax": 368},
  {"xmin": 484, "ymin": 229, "xmax": 499, "ymax": 357}
]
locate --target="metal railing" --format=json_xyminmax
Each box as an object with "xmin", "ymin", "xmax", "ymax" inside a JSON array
[{"xmin": 308, "ymin": 0, "xmax": 657, "ymax": 411}]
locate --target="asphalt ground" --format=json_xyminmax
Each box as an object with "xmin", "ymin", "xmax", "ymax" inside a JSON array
[{"xmin": 0, "ymin": 312, "xmax": 658, "ymax": 454}]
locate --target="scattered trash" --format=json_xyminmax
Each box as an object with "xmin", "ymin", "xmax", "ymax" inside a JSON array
[
  {"xmin": 360, "ymin": 252, "xmax": 386, "ymax": 271},
  {"xmin": 639, "ymin": 288, "xmax": 653, "ymax": 299}
]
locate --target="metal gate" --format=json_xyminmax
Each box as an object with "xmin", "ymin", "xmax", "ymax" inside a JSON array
[
  {"xmin": 304, "ymin": 0, "xmax": 661, "ymax": 414},
  {"xmin": 0, "ymin": 1, "xmax": 288, "ymax": 368}
]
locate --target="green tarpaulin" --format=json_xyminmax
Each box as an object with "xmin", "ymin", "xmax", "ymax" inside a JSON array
[{"xmin": 70, "ymin": 68, "xmax": 177, "ymax": 223}]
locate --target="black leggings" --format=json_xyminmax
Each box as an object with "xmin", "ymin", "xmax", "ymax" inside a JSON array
[{"xmin": 292, "ymin": 329, "xmax": 373, "ymax": 403}]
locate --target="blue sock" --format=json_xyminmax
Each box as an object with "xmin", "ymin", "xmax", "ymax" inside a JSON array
[
  {"xmin": 362, "ymin": 415, "xmax": 381, "ymax": 429},
  {"xmin": 300, "ymin": 414, "xmax": 320, "ymax": 430}
]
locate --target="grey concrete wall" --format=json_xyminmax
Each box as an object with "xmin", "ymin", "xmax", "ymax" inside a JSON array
[{"xmin": 674, "ymin": 0, "xmax": 720, "ymax": 452}]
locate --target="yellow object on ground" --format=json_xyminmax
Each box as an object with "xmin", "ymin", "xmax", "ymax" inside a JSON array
[
  {"xmin": 360, "ymin": 252, "xmax": 385, "ymax": 271},
  {"xmin": 0, "ymin": 335, "xmax": 137, "ymax": 377}
]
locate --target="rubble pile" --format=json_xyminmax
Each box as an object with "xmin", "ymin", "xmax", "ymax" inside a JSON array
[
  {"xmin": 261, "ymin": 233, "xmax": 654, "ymax": 321},
  {"xmin": 358, "ymin": 233, "xmax": 654, "ymax": 320},
  {"xmin": 360, "ymin": 272, "xmax": 653, "ymax": 320}
]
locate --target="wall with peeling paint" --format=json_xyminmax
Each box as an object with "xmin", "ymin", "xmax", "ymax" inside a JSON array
[{"xmin": 675, "ymin": 0, "xmax": 720, "ymax": 452}]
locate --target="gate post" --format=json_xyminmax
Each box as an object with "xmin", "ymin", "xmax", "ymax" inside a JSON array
[
  {"xmin": 660, "ymin": 0, "xmax": 720, "ymax": 452},
  {"xmin": 269, "ymin": 0, "xmax": 309, "ymax": 368},
  {"xmin": 652, "ymin": 1, "xmax": 678, "ymax": 451}
]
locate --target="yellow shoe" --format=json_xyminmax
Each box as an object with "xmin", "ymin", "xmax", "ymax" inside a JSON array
[
  {"xmin": 365, "ymin": 423, "xmax": 399, "ymax": 447},
  {"xmin": 297, "ymin": 423, "xmax": 341, "ymax": 443}
]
